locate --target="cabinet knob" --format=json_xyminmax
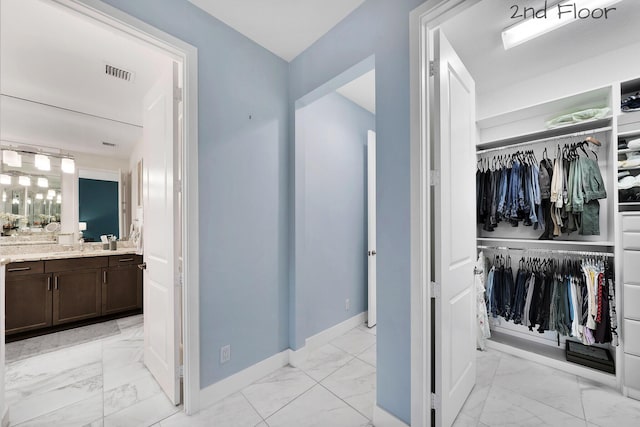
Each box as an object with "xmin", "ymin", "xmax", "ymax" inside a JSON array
[{"xmin": 138, "ymin": 263, "xmax": 147, "ymax": 271}]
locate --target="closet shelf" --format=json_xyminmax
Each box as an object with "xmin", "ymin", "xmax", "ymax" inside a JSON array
[
  {"xmin": 618, "ymin": 166, "xmax": 640, "ymax": 171},
  {"xmin": 477, "ymin": 119, "xmax": 612, "ymax": 151},
  {"xmin": 619, "ymin": 202, "xmax": 640, "ymax": 206},
  {"xmin": 617, "ymin": 129, "xmax": 640, "ymax": 139},
  {"xmin": 618, "ymin": 148, "xmax": 640, "ymax": 154},
  {"xmin": 477, "ymin": 237, "xmax": 615, "ymax": 247}
]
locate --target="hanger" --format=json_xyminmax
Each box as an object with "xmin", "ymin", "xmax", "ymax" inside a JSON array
[{"xmin": 586, "ymin": 136, "xmax": 602, "ymax": 146}]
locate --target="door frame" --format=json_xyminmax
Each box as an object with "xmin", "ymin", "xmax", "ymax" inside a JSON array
[
  {"xmin": 51, "ymin": 0, "xmax": 201, "ymax": 414},
  {"xmin": 409, "ymin": 1, "xmax": 480, "ymax": 426}
]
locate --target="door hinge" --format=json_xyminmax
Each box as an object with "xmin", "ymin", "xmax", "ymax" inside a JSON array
[
  {"xmin": 178, "ymin": 365, "xmax": 184, "ymax": 378},
  {"xmin": 429, "ymin": 60, "xmax": 437, "ymax": 77},
  {"xmin": 430, "ymin": 281, "xmax": 440, "ymax": 299},
  {"xmin": 430, "ymin": 170, "xmax": 440, "ymax": 186},
  {"xmin": 174, "ymin": 86, "xmax": 183, "ymax": 102},
  {"xmin": 430, "ymin": 392, "xmax": 440, "ymax": 410}
]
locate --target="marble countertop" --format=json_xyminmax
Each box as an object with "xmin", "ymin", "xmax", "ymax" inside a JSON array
[{"xmin": 5, "ymin": 248, "xmax": 140, "ymax": 263}]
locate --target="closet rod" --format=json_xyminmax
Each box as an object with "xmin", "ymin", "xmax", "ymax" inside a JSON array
[
  {"xmin": 477, "ymin": 126, "xmax": 612, "ymax": 155},
  {"xmin": 477, "ymin": 245, "xmax": 614, "ymax": 258}
]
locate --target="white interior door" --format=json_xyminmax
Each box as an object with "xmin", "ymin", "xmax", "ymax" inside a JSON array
[
  {"xmin": 367, "ymin": 130, "xmax": 377, "ymax": 328},
  {"xmin": 142, "ymin": 61, "xmax": 180, "ymax": 405},
  {"xmin": 432, "ymin": 29, "xmax": 477, "ymax": 427}
]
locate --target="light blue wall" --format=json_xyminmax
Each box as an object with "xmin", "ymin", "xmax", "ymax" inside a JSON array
[
  {"xmin": 293, "ymin": 92, "xmax": 374, "ymax": 349},
  {"xmin": 290, "ymin": 0, "xmax": 424, "ymax": 422},
  {"xmin": 100, "ymin": 0, "xmax": 290, "ymax": 387}
]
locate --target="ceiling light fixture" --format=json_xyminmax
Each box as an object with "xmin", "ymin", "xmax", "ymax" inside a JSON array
[
  {"xmin": 61, "ymin": 158, "xmax": 75, "ymax": 174},
  {"xmin": 35, "ymin": 154, "xmax": 51, "ymax": 171},
  {"xmin": 37, "ymin": 177, "xmax": 49, "ymax": 188},
  {"xmin": 2, "ymin": 150, "xmax": 21, "ymax": 167},
  {"xmin": 502, "ymin": 0, "xmax": 622, "ymax": 50},
  {"xmin": 18, "ymin": 176, "xmax": 31, "ymax": 187},
  {"xmin": 0, "ymin": 174, "xmax": 10, "ymax": 185},
  {"xmin": 36, "ymin": 193, "xmax": 44, "ymax": 200},
  {"xmin": 47, "ymin": 189, "xmax": 56, "ymax": 198}
]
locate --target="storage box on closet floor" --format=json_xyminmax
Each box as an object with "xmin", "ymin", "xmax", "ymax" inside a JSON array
[{"xmin": 473, "ymin": 80, "xmax": 640, "ymax": 400}]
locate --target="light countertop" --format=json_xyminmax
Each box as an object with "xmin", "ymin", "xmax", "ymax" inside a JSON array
[{"xmin": 5, "ymin": 248, "xmax": 139, "ymax": 263}]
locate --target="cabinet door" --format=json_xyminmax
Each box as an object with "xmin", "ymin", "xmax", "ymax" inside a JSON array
[
  {"xmin": 5, "ymin": 273, "xmax": 52, "ymax": 334},
  {"xmin": 52, "ymin": 269, "xmax": 102, "ymax": 325},
  {"xmin": 102, "ymin": 265, "xmax": 142, "ymax": 315}
]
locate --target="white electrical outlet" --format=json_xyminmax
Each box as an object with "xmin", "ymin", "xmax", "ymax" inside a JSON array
[
  {"xmin": 220, "ymin": 344, "xmax": 231, "ymax": 364},
  {"xmin": 345, "ymin": 298, "xmax": 350, "ymax": 311}
]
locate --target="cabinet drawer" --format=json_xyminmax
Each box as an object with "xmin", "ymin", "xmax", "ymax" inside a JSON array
[
  {"xmin": 6, "ymin": 261, "xmax": 44, "ymax": 276},
  {"xmin": 623, "ymin": 215, "xmax": 640, "ymax": 232},
  {"xmin": 625, "ymin": 353, "xmax": 640, "ymax": 391},
  {"xmin": 623, "ymin": 232, "xmax": 640, "ymax": 250},
  {"xmin": 624, "ymin": 319, "xmax": 640, "ymax": 357},
  {"xmin": 45, "ymin": 256, "xmax": 108, "ymax": 272},
  {"xmin": 624, "ymin": 251, "xmax": 640, "ymax": 285},
  {"xmin": 624, "ymin": 284, "xmax": 640, "ymax": 320},
  {"xmin": 108, "ymin": 254, "xmax": 142, "ymax": 266}
]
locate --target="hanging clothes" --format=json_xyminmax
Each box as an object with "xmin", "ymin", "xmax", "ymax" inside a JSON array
[
  {"xmin": 483, "ymin": 252, "xmax": 617, "ymax": 346},
  {"xmin": 475, "ymin": 252, "xmax": 491, "ymax": 350}
]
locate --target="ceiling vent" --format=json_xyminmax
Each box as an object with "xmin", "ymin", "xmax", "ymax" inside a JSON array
[
  {"xmin": 104, "ymin": 64, "xmax": 134, "ymax": 82},
  {"xmin": 102, "ymin": 141, "xmax": 117, "ymax": 147}
]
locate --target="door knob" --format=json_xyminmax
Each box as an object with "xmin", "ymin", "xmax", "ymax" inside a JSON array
[
  {"xmin": 368, "ymin": 250, "xmax": 377, "ymax": 256},
  {"xmin": 138, "ymin": 262, "xmax": 147, "ymax": 270}
]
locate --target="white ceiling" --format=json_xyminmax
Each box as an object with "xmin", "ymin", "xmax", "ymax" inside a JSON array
[
  {"xmin": 336, "ymin": 70, "xmax": 376, "ymax": 114},
  {"xmin": 188, "ymin": 0, "xmax": 365, "ymax": 61},
  {"xmin": 441, "ymin": 0, "xmax": 640, "ymax": 96},
  {"xmin": 0, "ymin": 0, "xmax": 172, "ymax": 159}
]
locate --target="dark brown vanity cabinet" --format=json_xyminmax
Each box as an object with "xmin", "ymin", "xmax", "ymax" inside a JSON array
[
  {"xmin": 5, "ymin": 254, "xmax": 142, "ymax": 336},
  {"xmin": 102, "ymin": 254, "xmax": 143, "ymax": 315},
  {"xmin": 45, "ymin": 257, "xmax": 106, "ymax": 326},
  {"xmin": 5, "ymin": 261, "xmax": 52, "ymax": 335}
]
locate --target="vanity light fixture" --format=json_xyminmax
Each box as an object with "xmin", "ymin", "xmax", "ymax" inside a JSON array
[
  {"xmin": 47, "ymin": 189, "xmax": 56, "ymax": 198},
  {"xmin": 36, "ymin": 193, "xmax": 44, "ymax": 200},
  {"xmin": 12, "ymin": 197, "xmax": 19, "ymax": 205},
  {"xmin": 502, "ymin": 0, "xmax": 623, "ymax": 50},
  {"xmin": 0, "ymin": 174, "xmax": 10, "ymax": 185},
  {"xmin": 2, "ymin": 150, "xmax": 21, "ymax": 168},
  {"xmin": 56, "ymin": 194, "xmax": 62, "ymax": 204},
  {"xmin": 18, "ymin": 176, "xmax": 31, "ymax": 186},
  {"xmin": 37, "ymin": 177, "xmax": 49, "ymax": 188},
  {"xmin": 27, "ymin": 198, "xmax": 32, "ymax": 205},
  {"xmin": 61, "ymin": 158, "xmax": 75, "ymax": 174},
  {"xmin": 34, "ymin": 154, "xmax": 51, "ymax": 171}
]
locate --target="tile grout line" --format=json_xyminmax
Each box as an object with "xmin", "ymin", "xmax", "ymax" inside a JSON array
[
  {"xmin": 239, "ymin": 388, "xmax": 270, "ymax": 425},
  {"xmin": 317, "ymin": 381, "xmax": 373, "ymax": 421},
  {"xmin": 252, "ymin": 370, "xmax": 319, "ymax": 423}
]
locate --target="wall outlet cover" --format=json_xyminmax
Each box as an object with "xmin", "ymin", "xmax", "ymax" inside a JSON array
[{"xmin": 220, "ymin": 344, "xmax": 231, "ymax": 364}]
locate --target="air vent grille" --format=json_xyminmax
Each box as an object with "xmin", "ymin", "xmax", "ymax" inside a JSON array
[
  {"xmin": 105, "ymin": 64, "xmax": 134, "ymax": 82},
  {"xmin": 102, "ymin": 141, "xmax": 117, "ymax": 147}
]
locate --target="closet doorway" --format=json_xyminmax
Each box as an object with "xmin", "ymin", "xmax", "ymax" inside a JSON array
[
  {"xmin": 293, "ymin": 56, "xmax": 377, "ymax": 353},
  {"xmin": 411, "ymin": 0, "xmax": 640, "ymax": 426},
  {"xmin": 0, "ymin": 0, "xmax": 200, "ymax": 423}
]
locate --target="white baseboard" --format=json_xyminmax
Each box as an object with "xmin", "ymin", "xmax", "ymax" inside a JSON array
[
  {"xmin": 199, "ymin": 350, "xmax": 289, "ymax": 408},
  {"xmin": 373, "ymin": 405, "xmax": 409, "ymax": 427},
  {"xmin": 290, "ymin": 312, "xmax": 367, "ymax": 367},
  {"xmin": 200, "ymin": 312, "xmax": 368, "ymax": 406}
]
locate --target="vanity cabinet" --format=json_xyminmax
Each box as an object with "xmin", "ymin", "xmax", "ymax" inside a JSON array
[
  {"xmin": 5, "ymin": 265, "xmax": 52, "ymax": 334},
  {"xmin": 5, "ymin": 253, "xmax": 142, "ymax": 337},
  {"xmin": 102, "ymin": 255, "xmax": 143, "ymax": 315}
]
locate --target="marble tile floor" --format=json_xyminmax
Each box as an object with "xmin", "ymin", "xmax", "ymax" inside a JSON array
[{"xmin": 7, "ymin": 318, "xmax": 640, "ymax": 427}]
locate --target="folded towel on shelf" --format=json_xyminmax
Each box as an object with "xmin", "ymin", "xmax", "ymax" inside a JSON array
[{"xmin": 628, "ymin": 138, "xmax": 640, "ymax": 150}]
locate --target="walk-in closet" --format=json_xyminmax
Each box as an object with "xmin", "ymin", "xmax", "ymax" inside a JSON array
[{"xmin": 416, "ymin": 1, "xmax": 640, "ymax": 424}]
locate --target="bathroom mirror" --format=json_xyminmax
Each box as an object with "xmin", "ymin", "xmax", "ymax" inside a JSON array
[{"xmin": 1, "ymin": 153, "xmax": 62, "ymax": 236}]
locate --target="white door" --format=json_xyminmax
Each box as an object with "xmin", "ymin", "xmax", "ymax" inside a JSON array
[
  {"xmin": 367, "ymin": 130, "xmax": 377, "ymax": 327},
  {"xmin": 142, "ymin": 61, "xmax": 180, "ymax": 405},
  {"xmin": 432, "ymin": 29, "xmax": 477, "ymax": 427}
]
